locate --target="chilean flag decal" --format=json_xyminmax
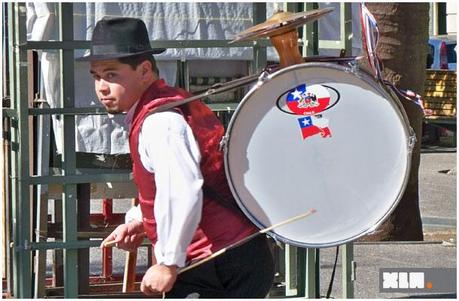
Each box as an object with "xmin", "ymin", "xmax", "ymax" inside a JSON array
[
  {"xmin": 276, "ymin": 82, "xmax": 338, "ymax": 141},
  {"xmin": 297, "ymin": 116, "xmax": 332, "ymax": 140},
  {"xmin": 287, "ymin": 84, "xmax": 331, "ymax": 116}
]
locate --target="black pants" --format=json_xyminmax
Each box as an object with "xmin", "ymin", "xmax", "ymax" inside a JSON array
[{"xmin": 166, "ymin": 235, "xmax": 275, "ymax": 298}]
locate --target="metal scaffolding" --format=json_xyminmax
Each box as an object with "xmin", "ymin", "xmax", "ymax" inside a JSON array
[{"xmin": 3, "ymin": 2, "xmax": 354, "ymax": 298}]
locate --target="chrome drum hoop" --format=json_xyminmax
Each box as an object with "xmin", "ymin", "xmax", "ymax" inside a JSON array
[{"xmin": 223, "ymin": 62, "xmax": 413, "ymax": 248}]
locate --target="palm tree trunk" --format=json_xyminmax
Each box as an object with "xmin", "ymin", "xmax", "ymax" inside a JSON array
[{"xmin": 361, "ymin": 3, "xmax": 430, "ymax": 241}]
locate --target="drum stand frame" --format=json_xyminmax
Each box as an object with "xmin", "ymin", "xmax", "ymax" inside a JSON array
[{"xmin": 285, "ymin": 243, "xmax": 355, "ymax": 298}]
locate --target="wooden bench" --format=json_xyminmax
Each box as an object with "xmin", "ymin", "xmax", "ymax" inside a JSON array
[
  {"xmin": 423, "ymin": 69, "xmax": 456, "ymax": 125},
  {"xmin": 423, "ymin": 70, "xmax": 457, "ymax": 144}
]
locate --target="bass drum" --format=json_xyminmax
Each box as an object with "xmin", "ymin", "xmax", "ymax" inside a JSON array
[{"xmin": 223, "ymin": 62, "xmax": 415, "ymax": 248}]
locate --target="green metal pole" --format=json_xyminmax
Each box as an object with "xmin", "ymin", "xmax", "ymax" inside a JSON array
[
  {"xmin": 303, "ymin": 2, "xmax": 319, "ymax": 57},
  {"xmin": 341, "ymin": 3, "xmax": 353, "ymax": 56},
  {"xmin": 284, "ymin": 245, "xmax": 301, "ymax": 296},
  {"xmin": 251, "ymin": 3, "xmax": 267, "ymax": 74},
  {"xmin": 342, "ymin": 242, "xmax": 355, "ymax": 298},
  {"xmin": 315, "ymin": 248, "xmax": 320, "ymax": 297},
  {"xmin": 7, "ymin": 3, "xmax": 18, "ymax": 296},
  {"xmin": 58, "ymin": 3, "xmax": 79, "ymax": 298},
  {"xmin": 9, "ymin": 2, "xmax": 33, "ymax": 298},
  {"xmin": 304, "ymin": 248, "xmax": 316, "ymax": 298}
]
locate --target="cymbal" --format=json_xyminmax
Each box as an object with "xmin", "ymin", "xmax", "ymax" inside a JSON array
[{"xmin": 230, "ymin": 7, "xmax": 334, "ymax": 43}]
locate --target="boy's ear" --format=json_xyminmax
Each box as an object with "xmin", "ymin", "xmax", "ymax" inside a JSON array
[{"xmin": 140, "ymin": 60, "xmax": 153, "ymax": 76}]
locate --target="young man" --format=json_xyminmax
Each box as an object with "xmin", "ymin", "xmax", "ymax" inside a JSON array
[{"xmin": 78, "ymin": 17, "xmax": 274, "ymax": 297}]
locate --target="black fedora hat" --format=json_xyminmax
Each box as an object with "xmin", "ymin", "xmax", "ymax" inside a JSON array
[{"xmin": 76, "ymin": 17, "xmax": 166, "ymax": 61}]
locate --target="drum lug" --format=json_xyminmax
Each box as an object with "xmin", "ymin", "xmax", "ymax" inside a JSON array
[
  {"xmin": 256, "ymin": 70, "xmax": 270, "ymax": 86},
  {"xmin": 408, "ymin": 127, "xmax": 417, "ymax": 152},
  {"xmin": 219, "ymin": 135, "xmax": 229, "ymax": 151},
  {"xmin": 345, "ymin": 60, "xmax": 359, "ymax": 74}
]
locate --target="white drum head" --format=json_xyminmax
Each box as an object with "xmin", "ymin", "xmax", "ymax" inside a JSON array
[{"xmin": 224, "ymin": 63, "xmax": 412, "ymax": 248}]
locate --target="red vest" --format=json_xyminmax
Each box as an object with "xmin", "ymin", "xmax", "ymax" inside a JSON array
[{"xmin": 129, "ymin": 79, "xmax": 257, "ymax": 263}]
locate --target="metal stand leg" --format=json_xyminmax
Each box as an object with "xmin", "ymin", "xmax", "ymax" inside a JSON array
[
  {"xmin": 315, "ymin": 248, "xmax": 320, "ymax": 296},
  {"xmin": 284, "ymin": 244, "xmax": 294, "ymax": 296},
  {"xmin": 77, "ymin": 184, "xmax": 90, "ymax": 295},
  {"xmin": 52, "ymin": 199, "xmax": 63, "ymax": 288},
  {"xmin": 342, "ymin": 242, "xmax": 355, "ymax": 298},
  {"xmin": 295, "ymin": 247, "xmax": 320, "ymax": 298},
  {"xmin": 305, "ymin": 248, "xmax": 319, "ymax": 298},
  {"xmin": 33, "ymin": 101, "xmax": 51, "ymax": 298}
]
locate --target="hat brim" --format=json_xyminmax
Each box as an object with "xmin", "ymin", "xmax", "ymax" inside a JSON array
[{"xmin": 76, "ymin": 48, "xmax": 166, "ymax": 62}]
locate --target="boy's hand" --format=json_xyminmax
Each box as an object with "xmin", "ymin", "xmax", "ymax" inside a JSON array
[
  {"xmin": 140, "ymin": 264, "xmax": 178, "ymax": 295},
  {"xmin": 101, "ymin": 220, "xmax": 144, "ymax": 252}
]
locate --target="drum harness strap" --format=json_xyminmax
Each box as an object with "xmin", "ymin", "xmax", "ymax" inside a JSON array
[
  {"xmin": 148, "ymin": 72, "xmax": 282, "ymax": 216},
  {"xmin": 202, "ymin": 184, "xmax": 245, "ymax": 216},
  {"xmin": 152, "ymin": 66, "xmax": 277, "ymax": 114}
]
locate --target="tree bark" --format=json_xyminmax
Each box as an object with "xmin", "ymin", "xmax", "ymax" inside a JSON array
[{"xmin": 360, "ymin": 3, "xmax": 430, "ymax": 241}]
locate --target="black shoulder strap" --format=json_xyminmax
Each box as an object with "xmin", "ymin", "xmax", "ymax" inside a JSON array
[{"xmin": 202, "ymin": 184, "xmax": 245, "ymax": 216}]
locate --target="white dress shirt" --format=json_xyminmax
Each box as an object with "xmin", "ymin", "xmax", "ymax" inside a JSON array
[{"xmin": 125, "ymin": 109, "xmax": 203, "ymax": 268}]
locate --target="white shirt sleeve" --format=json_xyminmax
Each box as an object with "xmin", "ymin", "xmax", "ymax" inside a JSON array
[
  {"xmin": 125, "ymin": 205, "xmax": 142, "ymax": 224},
  {"xmin": 138, "ymin": 110, "xmax": 203, "ymax": 268}
]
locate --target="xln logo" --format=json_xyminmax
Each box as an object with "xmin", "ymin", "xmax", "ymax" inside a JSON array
[
  {"xmin": 379, "ymin": 268, "xmax": 456, "ymax": 293},
  {"xmin": 382, "ymin": 272, "xmax": 429, "ymax": 289}
]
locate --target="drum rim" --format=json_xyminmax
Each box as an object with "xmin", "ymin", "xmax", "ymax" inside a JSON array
[{"xmin": 223, "ymin": 62, "xmax": 413, "ymax": 248}]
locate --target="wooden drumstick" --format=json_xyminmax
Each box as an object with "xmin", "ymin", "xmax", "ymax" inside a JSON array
[
  {"xmin": 178, "ymin": 208, "xmax": 317, "ymax": 274},
  {"xmin": 103, "ymin": 209, "xmax": 316, "ymax": 248},
  {"xmin": 103, "ymin": 209, "xmax": 316, "ymax": 251},
  {"xmin": 103, "ymin": 240, "xmax": 117, "ymax": 248},
  {"xmin": 102, "ymin": 232, "xmax": 146, "ymax": 248},
  {"xmin": 102, "ymin": 209, "xmax": 316, "ymax": 297}
]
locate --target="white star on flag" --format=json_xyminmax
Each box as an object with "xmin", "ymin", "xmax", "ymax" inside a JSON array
[
  {"xmin": 291, "ymin": 89, "xmax": 303, "ymax": 100},
  {"xmin": 302, "ymin": 118, "xmax": 311, "ymax": 126}
]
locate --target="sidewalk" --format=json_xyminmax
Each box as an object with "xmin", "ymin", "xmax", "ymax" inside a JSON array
[
  {"xmin": 318, "ymin": 241, "xmax": 456, "ymax": 299},
  {"xmin": 419, "ymin": 146, "xmax": 456, "ymax": 243}
]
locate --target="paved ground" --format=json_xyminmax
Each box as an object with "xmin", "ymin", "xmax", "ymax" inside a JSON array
[
  {"xmin": 317, "ymin": 241, "xmax": 456, "ymax": 299},
  {"xmin": 44, "ymin": 145, "xmax": 457, "ymax": 298},
  {"xmin": 419, "ymin": 146, "xmax": 456, "ymax": 243}
]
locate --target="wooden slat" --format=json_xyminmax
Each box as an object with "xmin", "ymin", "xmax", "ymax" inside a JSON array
[
  {"xmin": 425, "ymin": 78, "xmax": 457, "ymax": 84},
  {"xmin": 425, "ymin": 78, "xmax": 456, "ymax": 83},
  {"xmin": 423, "ymin": 69, "xmax": 457, "ymax": 119},
  {"xmin": 425, "ymin": 78, "xmax": 457, "ymax": 83},
  {"xmin": 425, "ymin": 70, "xmax": 457, "ymax": 80},
  {"xmin": 424, "ymin": 85, "xmax": 457, "ymax": 93},
  {"xmin": 424, "ymin": 103, "xmax": 456, "ymax": 110},
  {"xmin": 122, "ymin": 251, "xmax": 138, "ymax": 293},
  {"xmin": 425, "ymin": 115, "xmax": 457, "ymax": 122},
  {"xmin": 425, "ymin": 91, "xmax": 456, "ymax": 98},
  {"xmin": 426, "ymin": 108, "xmax": 456, "ymax": 116},
  {"xmin": 423, "ymin": 97, "xmax": 456, "ymax": 104},
  {"xmin": 425, "ymin": 79, "xmax": 456, "ymax": 84}
]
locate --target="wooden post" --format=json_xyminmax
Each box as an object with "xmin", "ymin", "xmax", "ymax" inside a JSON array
[
  {"xmin": 102, "ymin": 199, "xmax": 113, "ymax": 279},
  {"xmin": 122, "ymin": 251, "xmax": 138, "ymax": 293}
]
